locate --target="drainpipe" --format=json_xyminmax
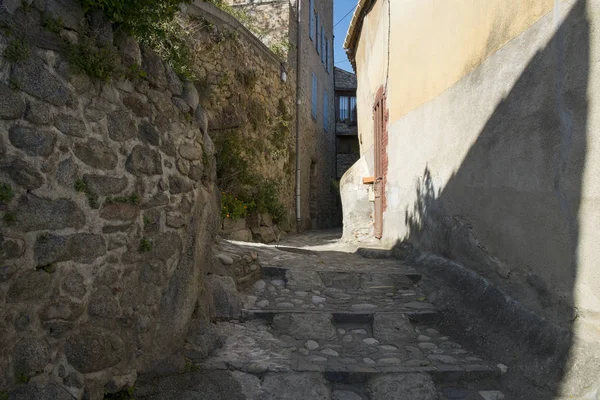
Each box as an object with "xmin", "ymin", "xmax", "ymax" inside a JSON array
[{"xmin": 295, "ymin": 0, "xmax": 302, "ymax": 232}]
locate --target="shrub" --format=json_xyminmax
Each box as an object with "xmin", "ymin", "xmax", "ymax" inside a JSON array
[
  {"xmin": 0, "ymin": 183, "xmax": 14, "ymax": 204},
  {"xmin": 221, "ymin": 192, "xmax": 253, "ymax": 220},
  {"xmin": 67, "ymin": 39, "xmax": 122, "ymax": 81},
  {"xmin": 3, "ymin": 39, "xmax": 30, "ymax": 62}
]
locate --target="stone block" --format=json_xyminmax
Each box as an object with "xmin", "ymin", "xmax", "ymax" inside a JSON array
[
  {"xmin": 126, "ymin": 145, "xmax": 162, "ymax": 175},
  {"xmin": 141, "ymin": 47, "xmax": 167, "ymax": 89},
  {"xmin": 74, "ymin": 138, "xmax": 118, "ymax": 170},
  {"xmin": 181, "ymin": 81, "xmax": 199, "ymax": 110},
  {"xmin": 251, "ymin": 226, "xmax": 276, "ymax": 243},
  {"xmin": 2, "ymin": 159, "xmax": 44, "ymax": 190},
  {"xmin": 206, "ymin": 275, "xmax": 241, "ymax": 319},
  {"xmin": 83, "ymin": 174, "xmax": 128, "ymax": 196},
  {"xmin": 107, "ymin": 110, "xmax": 136, "ymax": 142},
  {"xmin": 12, "ymin": 337, "xmax": 50, "ymax": 376},
  {"xmin": 6, "ymin": 270, "xmax": 53, "ymax": 303},
  {"xmin": 138, "ymin": 120, "xmax": 160, "ymax": 146},
  {"xmin": 229, "ymin": 229, "xmax": 253, "ymax": 242},
  {"xmin": 15, "ymin": 194, "xmax": 85, "ymax": 231},
  {"xmin": 8, "ymin": 125, "xmax": 55, "ymax": 157},
  {"xmin": 54, "ymin": 114, "xmax": 86, "ymax": 138},
  {"xmin": 65, "ymin": 328, "xmax": 124, "ymax": 373},
  {"xmin": 0, "ymin": 81, "xmax": 26, "ymax": 119},
  {"xmin": 100, "ymin": 203, "xmax": 138, "ymax": 221},
  {"xmin": 10, "ymin": 56, "xmax": 72, "ymax": 106}
]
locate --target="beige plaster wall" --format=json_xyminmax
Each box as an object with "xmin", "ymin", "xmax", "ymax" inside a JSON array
[{"xmin": 346, "ymin": 0, "xmax": 600, "ymax": 396}]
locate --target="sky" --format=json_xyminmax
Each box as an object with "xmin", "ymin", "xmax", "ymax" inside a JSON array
[{"xmin": 333, "ymin": 0, "xmax": 357, "ymax": 72}]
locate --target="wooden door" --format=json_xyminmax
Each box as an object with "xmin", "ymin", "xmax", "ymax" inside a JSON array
[{"xmin": 373, "ymin": 93, "xmax": 385, "ymax": 239}]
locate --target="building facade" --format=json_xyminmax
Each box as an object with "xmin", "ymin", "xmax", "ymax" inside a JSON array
[
  {"xmin": 341, "ymin": 0, "xmax": 599, "ymax": 397},
  {"xmin": 227, "ymin": 0, "xmax": 340, "ymax": 230},
  {"xmin": 334, "ymin": 67, "xmax": 359, "ymax": 178}
]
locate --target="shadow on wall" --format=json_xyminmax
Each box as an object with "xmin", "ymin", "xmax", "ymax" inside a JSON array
[{"xmin": 397, "ymin": 0, "xmax": 593, "ymax": 398}]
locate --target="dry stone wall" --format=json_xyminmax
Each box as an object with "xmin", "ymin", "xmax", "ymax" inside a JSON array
[
  {"xmin": 0, "ymin": 1, "xmax": 223, "ymax": 398},
  {"xmin": 184, "ymin": 2, "xmax": 298, "ymax": 235}
]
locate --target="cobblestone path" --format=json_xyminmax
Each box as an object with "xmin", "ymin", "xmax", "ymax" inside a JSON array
[{"xmin": 140, "ymin": 231, "xmax": 507, "ymax": 400}]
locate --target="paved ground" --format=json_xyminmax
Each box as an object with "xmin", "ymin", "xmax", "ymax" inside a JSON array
[{"xmin": 139, "ymin": 230, "xmax": 507, "ymax": 400}]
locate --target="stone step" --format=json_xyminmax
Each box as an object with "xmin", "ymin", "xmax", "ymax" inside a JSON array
[
  {"xmin": 261, "ymin": 263, "xmax": 422, "ymax": 280},
  {"xmin": 135, "ymin": 369, "xmax": 506, "ymax": 400},
  {"xmin": 196, "ymin": 318, "xmax": 501, "ymax": 384}
]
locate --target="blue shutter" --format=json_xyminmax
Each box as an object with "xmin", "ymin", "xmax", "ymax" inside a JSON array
[
  {"xmin": 309, "ymin": 0, "xmax": 314, "ymax": 41},
  {"xmin": 329, "ymin": 38, "xmax": 333, "ymax": 72},
  {"xmin": 316, "ymin": 14, "xmax": 320, "ymax": 53},
  {"xmin": 323, "ymin": 92, "xmax": 329, "ymax": 131},
  {"xmin": 321, "ymin": 26, "xmax": 325, "ymax": 62},
  {"xmin": 311, "ymin": 73, "xmax": 318, "ymax": 119},
  {"xmin": 325, "ymin": 36, "xmax": 328, "ymax": 68}
]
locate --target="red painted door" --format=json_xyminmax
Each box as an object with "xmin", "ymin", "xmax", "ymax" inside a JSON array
[{"xmin": 373, "ymin": 93, "xmax": 385, "ymax": 239}]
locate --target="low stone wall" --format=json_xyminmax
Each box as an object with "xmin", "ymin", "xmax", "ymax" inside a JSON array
[
  {"xmin": 0, "ymin": 2, "xmax": 221, "ymax": 398},
  {"xmin": 220, "ymin": 212, "xmax": 285, "ymax": 244}
]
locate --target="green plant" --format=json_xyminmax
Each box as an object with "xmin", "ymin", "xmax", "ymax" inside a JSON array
[
  {"xmin": 143, "ymin": 215, "xmax": 151, "ymax": 226},
  {"xmin": 43, "ymin": 15, "xmax": 64, "ymax": 33},
  {"xmin": 221, "ymin": 192, "xmax": 253, "ymax": 220},
  {"xmin": 3, "ymin": 211, "xmax": 16, "ymax": 224},
  {"xmin": 17, "ymin": 373, "xmax": 28, "ymax": 384},
  {"xmin": 103, "ymin": 386, "xmax": 135, "ymax": 399},
  {"xmin": 38, "ymin": 232, "xmax": 51, "ymax": 242},
  {"xmin": 74, "ymin": 179, "xmax": 87, "ymax": 193},
  {"xmin": 0, "ymin": 391, "xmax": 9, "ymax": 400},
  {"xmin": 74, "ymin": 178, "xmax": 99, "ymax": 208},
  {"xmin": 269, "ymin": 39, "xmax": 293, "ymax": 59},
  {"xmin": 235, "ymin": 69, "xmax": 257, "ymax": 89},
  {"xmin": 0, "ymin": 183, "xmax": 14, "ymax": 204},
  {"xmin": 3, "ymin": 39, "xmax": 30, "ymax": 62},
  {"xmin": 67, "ymin": 39, "xmax": 122, "ymax": 81},
  {"xmin": 206, "ymin": 0, "xmax": 265, "ymax": 39},
  {"xmin": 139, "ymin": 237, "xmax": 152, "ymax": 252},
  {"xmin": 76, "ymin": 0, "xmax": 195, "ymax": 78},
  {"xmin": 37, "ymin": 263, "xmax": 56, "ymax": 273},
  {"xmin": 106, "ymin": 194, "xmax": 140, "ymax": 206}
]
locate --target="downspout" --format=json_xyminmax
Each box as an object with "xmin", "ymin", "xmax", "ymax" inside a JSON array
[{"xmin": 295, "ymin": 0, "xmax": 302, "ymax": 232}]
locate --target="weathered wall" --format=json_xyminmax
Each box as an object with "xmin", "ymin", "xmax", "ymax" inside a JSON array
[
  {"xmin": 226, "ymin": 0, "xmax": 293, "ymax": 54},
  {"xmin": 0, "ymin": 2, "xmax": 223, "ymax": 398},
  {"xmin": 221, "ymin": 0, "xmax": 340, "ymax": 230},
  {"xmin": 184, "ymin": 1, "xmax": 297, "ymax": 230},
  {"xmin": 345, "ymin": 0, "xmax": 600, "ymax": 397},
  {"xmin": 297, "ymin": 0, "xmax": 339, "ymax": 230}
]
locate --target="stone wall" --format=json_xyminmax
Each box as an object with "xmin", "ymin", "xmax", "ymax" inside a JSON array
[
  {"xmin": 0, "ymin": 2, "xmax": 223, "ymax": 398},
  {"xmin": 184, "ymin": 1, "xmax": 298, "ymax": 232}
]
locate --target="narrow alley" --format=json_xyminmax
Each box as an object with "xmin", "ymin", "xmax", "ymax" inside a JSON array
[{"xmin": 135, "ymin": 231, "xmax": 506, "ymax": 400}]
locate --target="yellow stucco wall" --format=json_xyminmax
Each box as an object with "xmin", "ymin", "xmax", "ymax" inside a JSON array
[{"xmin": 355, "ymin": 0, "xmax": 554, "ymax": 153}]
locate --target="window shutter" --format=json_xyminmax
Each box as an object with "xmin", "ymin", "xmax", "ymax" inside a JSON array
[
  {"xmin": 321, "ymin": 26, "xmax": 325, "ymax": 61},
  {"xmin": 309, "ymin": 0, "xmax": 314, "ymax": 41},
  {"xmin": 311, "ymin": 73, "xmax": 318, "ymax": 119},
  {"xmin": 316, "ymin": 14, "xmax": 320, "ymax": 53}
]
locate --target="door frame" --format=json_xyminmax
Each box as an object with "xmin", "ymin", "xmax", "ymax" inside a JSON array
[{"xmin": 373, "ymin": 87, "xmax": 387, "ymax": 239}]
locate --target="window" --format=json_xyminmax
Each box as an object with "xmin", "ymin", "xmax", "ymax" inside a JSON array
[
  {"xmin": 316, "ymin": 14, "xmax": 320, "ymax": 53},
  {"xmin": 321, "ymin": 27, "xmax": 325, "ymax": 63},
  {"xmin": 337, "ymin": 95, "xmax": 357, "ymax": 125},
  {"xmin": 328, "ymin": 38, "xmax": 333, "ymax": 72},
  {"xmin": 323, "ymin": 92, "xmax": 329, "ymax": 131},
  {"xmin": 309, "ymin": 0, "xmax": 314, "ymax": 41},
  {"xmin": 311, "ymin": 73, "xmax": 318, "ymax": 119},
  {"xmin": 325, "ymin": 37, "xmax": 329, "ymax": 69}
]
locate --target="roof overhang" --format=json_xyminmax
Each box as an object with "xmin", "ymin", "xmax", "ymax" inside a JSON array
[{"xmin": 343, "ymin": 0, "xmax": 377, "ymax": 71}]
